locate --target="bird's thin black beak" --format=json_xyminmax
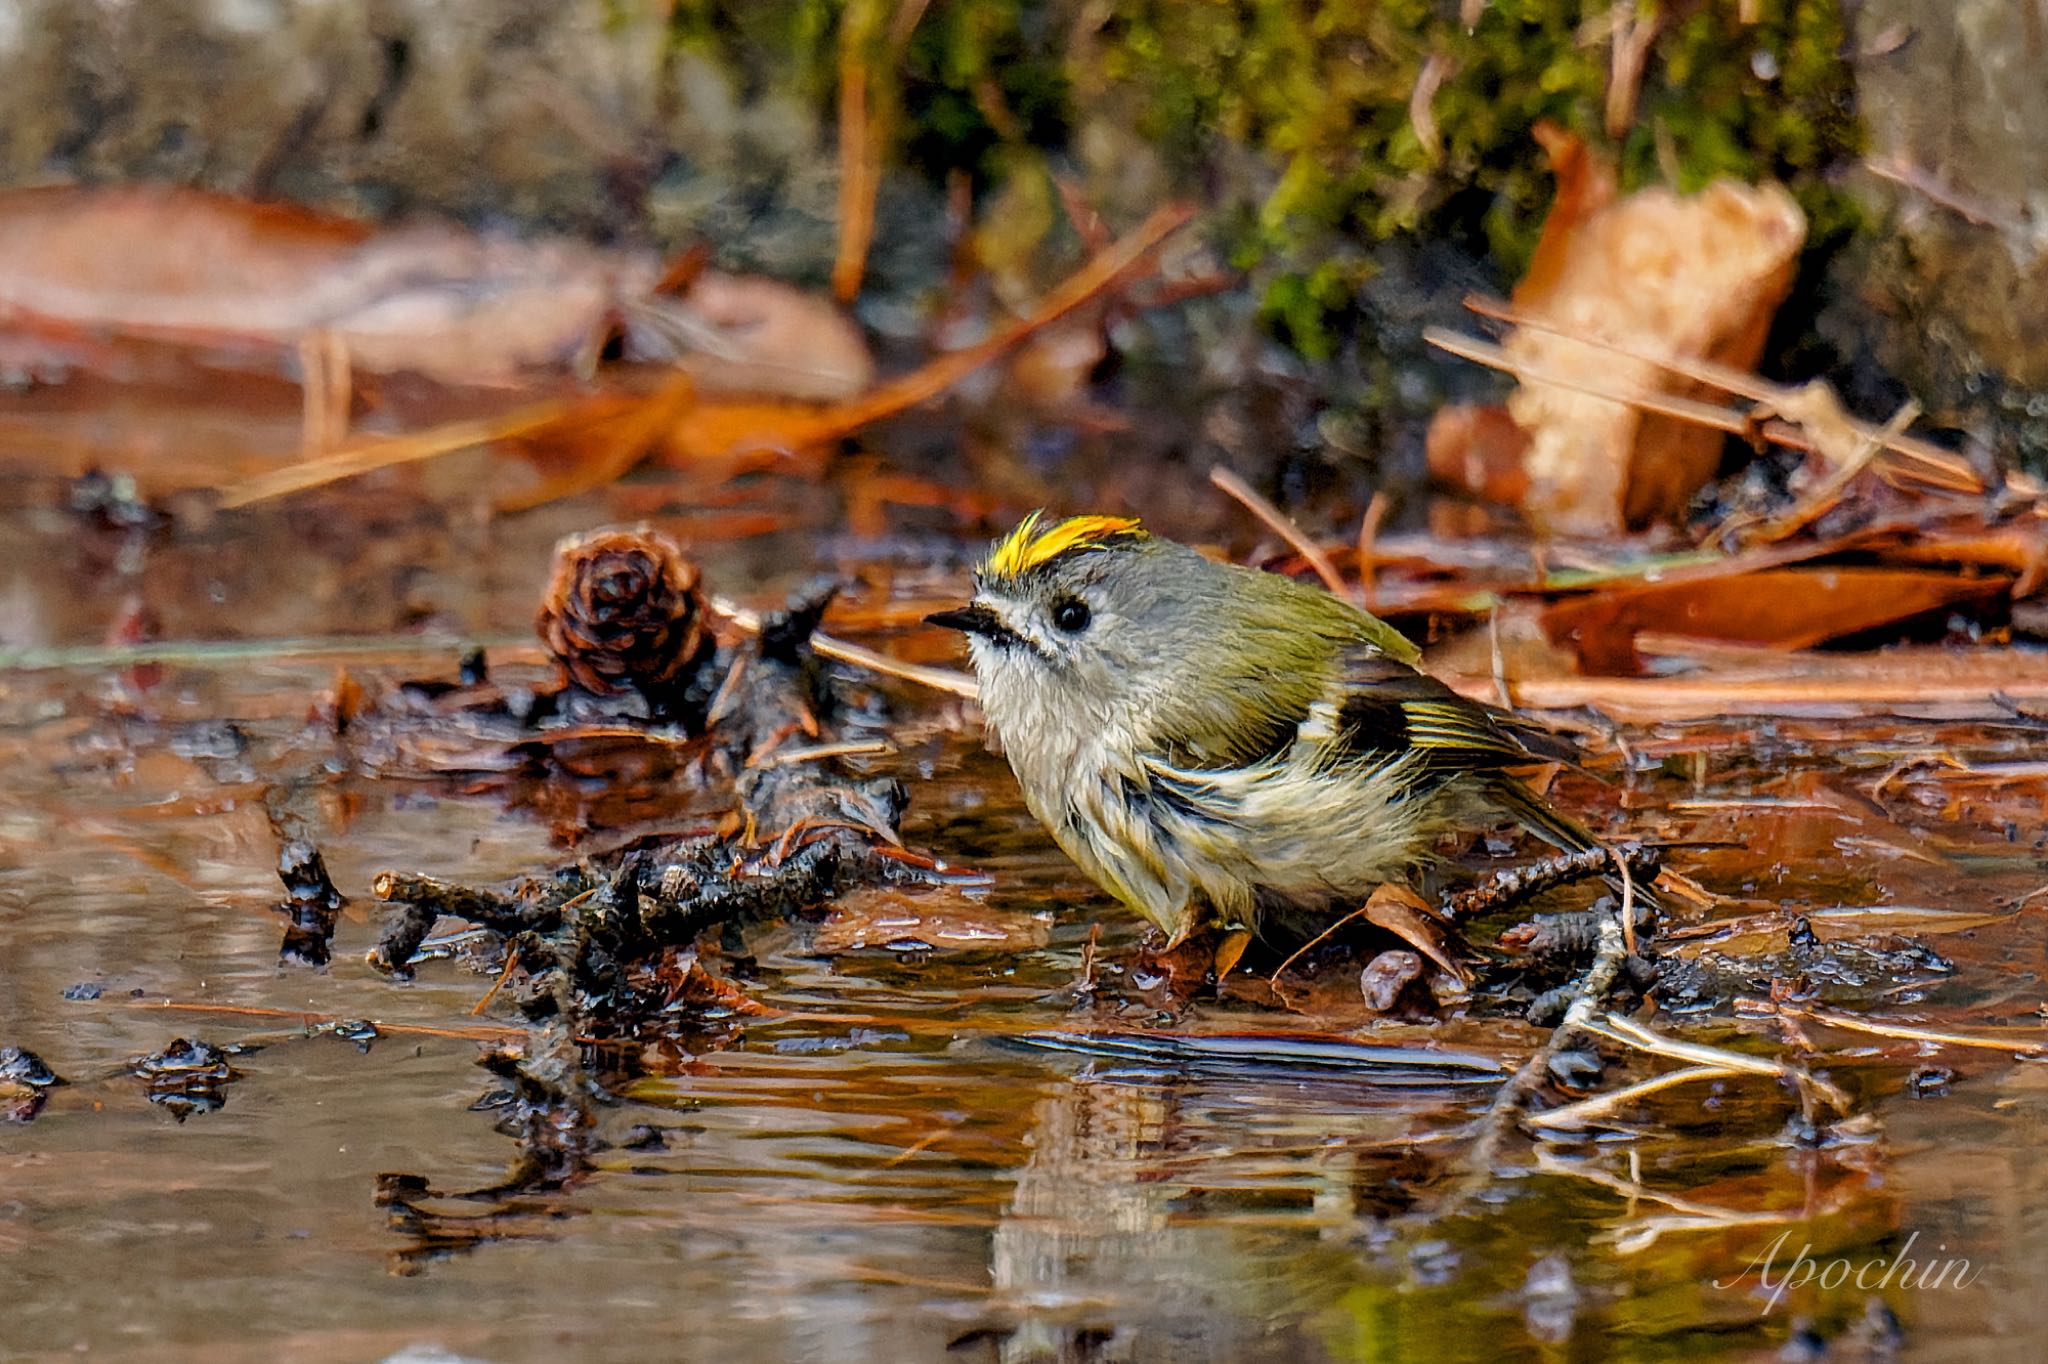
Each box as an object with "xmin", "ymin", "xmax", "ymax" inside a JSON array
[{"xmin": 926, "ymin": 604, "xmax": 1006, "ymax": 638}]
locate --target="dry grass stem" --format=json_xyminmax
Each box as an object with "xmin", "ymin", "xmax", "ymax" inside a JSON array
[
  {"xmin": 1748, "ymin": 999, "xmax": 2048, "ymax": 1058},
  {"xmin": 1453, "ymin": 297, "xmax": 1985, "ymax": 491},
  {"xmin": 760, "ymin": 739, "xmax": 895, "ymax": 767},
  {"xmin": 1209, "ymin": 466, "xmax": 1352, "ymax": 597},
  {"xmin": 1527, "ymin": 1064, "xmax": 1746, "ymax": 1131},
  {"xmin": 713, "ymin": 596, "xmax": 979, "ymax": 699},
  {"xmin": 1579, "ymin": 1012, "xmax": 1852, "ymax": 1113},
  {"xmin": 219, "ymin": 398, "xmax": 579, "ymax": 508}
]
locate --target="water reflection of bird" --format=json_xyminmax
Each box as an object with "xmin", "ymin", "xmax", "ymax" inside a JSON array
[
  {"xmin": 988, "ymin": 1076, "xmax": 1257, "ymax": 1362},
  {"xmin": 982, "ymin": 1070, "xmax": 1446, "ymax": 1362}
]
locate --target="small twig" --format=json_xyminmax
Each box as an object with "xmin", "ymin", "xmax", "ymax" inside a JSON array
[
  {"xmin": 1740, "ymin": 998, "xmax": 2048, "ymax": 1058},
  {"xmin": 1450, "ymin": 300, "xmax": 1984, "ymax": 491},
  {"xmin": 885, "ymin": 0, "xmax": 934, "ymax": 50},
  {"xmin": 1209, "ymin": 467, "xmax": 1351, "ymax": 598},
  {"xmin": 1445, "ymin": 842, "xmax": 1660, "ymax": 923},
  {"xmin": 1612, "ymin": 843, "xmax": 1638, "ymax": 958},
  {"xmin": 704, "ymin": 651, "xmax": 752, "ymax": 728},
  {"xmin": 1604, "ymin": 0, "xmax": 1661, "ymax": 139},
  {"xmin": 1409, "ymin": 54, "xmax": 1453, "ymax": 163},
  {"xmin": 1864, "ymin": 153, "xmax": 2025, "ymax": 235},
  {"xmin": 1747, "ymin": 398, "xmax": 1922, "ymax": 543},
  {"xmin": 1579, "ymin": 1012, "xmax": 1854, "ymax": 1114},
  {"xmin": 1269, "ymin": 903, "xmax": 1376, "ymax": 984},
  {"xmin": 809, "ymin": 201, "xmax": 1194, "ymax": 437},
  {"xmin": 1535, "ymin": 1146, "xmax": 1761, "ymax": 1220},
  {"xmin": 297, "ymin": 331, "xmax": 351, "ymax": 456},
  {"xmin": 1649, "ymin": 865, "xmax": 1717, "ymax": 909},
  {"xmin": 1355, "ymin": 491, "xmax": 1389, "ymax": 611},
  {"xmin": 1488, "ymin": 604, "xmax": 1511, "ymax": 710},
  {"xmin": 217, "ymin": 398, "xmax": 579, "ymax": 509},
  {"xmin": 369, "ymin": 872, "xmax": 538, "ymax": 975},
  {"xmin": 759, "ymin": 739, "xmax": 895, "ymax": 768},
  {"xmin": 1076, "ymin": 922, "xmax": 1102, "ymax": 997},
  {"xmin": 831, "ymin": 0, "xmax": 887, "ymax": 305},
  {"xmin": 1526, "ymin": 1064, "xmax": 1745, "ymax": 1131},
  {"xmin": 1053, "ymin": 174, "xmax": 1112, "ymax": 253},
  {"xmin": 713, "ymin": 596, "xmax": 978, "ymax": 699},
  {"xmin": 472, "ymin": 945, "xmax": 525, "ymax": 1017},
  {"xmin": 1453, "ymin": 911, "xmax": 1629, "ymax": 1204},
  {"xmin": 1429, "ymin": 326, "xmax": 1800, "ymax": 450},
  {"xmin": 373, "ymin": 873, "xmax": 530, "ymax": 931},
  {"xmin": 877, "ymin": 1128, "xmax": 951, "ymax": 1170}
]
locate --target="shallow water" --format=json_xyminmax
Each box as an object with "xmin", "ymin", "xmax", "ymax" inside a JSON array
[{"xmin": 4, "ymin": 446, "xmax": 2048, "ymax": 1363}]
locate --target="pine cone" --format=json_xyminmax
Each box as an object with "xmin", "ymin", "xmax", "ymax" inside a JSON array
[{"xmin": 537, "ymin": 529, "xmax": 711, "ymax": 699}]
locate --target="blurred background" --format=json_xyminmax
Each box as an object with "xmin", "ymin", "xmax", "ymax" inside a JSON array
[{"xmin": 1, "ymin": 0, "xmax": 2040, "ymax": 498}]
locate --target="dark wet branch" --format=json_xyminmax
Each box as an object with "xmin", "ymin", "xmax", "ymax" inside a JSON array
[
  {"xmin": 367, "ymin": 872, "xmax": 536, "ymax": 975},
  {"xmin": 362, "ymin": 561, "xmax": 961, "ymax": 1040},
  {"xmin": 1451, "ymin": 911, "xmax": 1630, "ymax": 1209},
  {"xmin": 1443, "ymin": 841, "xmax": 1662, "ymax": 923}
]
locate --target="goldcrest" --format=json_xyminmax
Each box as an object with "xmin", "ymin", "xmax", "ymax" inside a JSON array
[{"xmin": 929, "ymin": 513, "xmax": 1610, "ymax": 950}]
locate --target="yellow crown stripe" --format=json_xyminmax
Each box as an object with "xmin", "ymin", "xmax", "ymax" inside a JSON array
[{"xmin": 983, "ymin": 513, "xmax": 1146, "ymax": 577}]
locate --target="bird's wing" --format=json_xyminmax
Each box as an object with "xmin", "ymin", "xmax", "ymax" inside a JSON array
[
  {"xmin": 1311, "ymin": 647, "xmax": 1605, "ymax": 856},
  {"xmin": 1316, "ymin": 645, "xmax": 1580, "ymax": 775}
]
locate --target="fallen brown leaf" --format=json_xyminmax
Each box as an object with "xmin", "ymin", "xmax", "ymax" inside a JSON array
[
  {"xmin": 1540, "ymin": 566, "xmax": 2014, "ymax": 675},
  {"xmin": 1502, "ymin": 124, "xmax": 1806, "ymax": 533},
  {"xmin": 1363, "ymin": 883, "xmax": 1471, "ymax": 989}
]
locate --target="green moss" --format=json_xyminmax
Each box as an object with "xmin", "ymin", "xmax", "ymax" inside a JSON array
[
  {"xmin": 662, "ymin": 1, "xmax": 1862, "ymax": 359},
  {"xmin": 667, "ymin": 0, "xmax": 839, "ymax": 102},
  {"xmin": 1098, "ymin": 0, "xmax": 1860, "ymax": 353},
  {"xmin": 897, "ymin": 0, "xmax": 1071, "ymax": 180}
]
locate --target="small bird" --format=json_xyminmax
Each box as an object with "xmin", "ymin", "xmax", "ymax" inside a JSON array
[{"xmin": 928, "ymin": 512, "xmax": 1613, "ymax": 959}]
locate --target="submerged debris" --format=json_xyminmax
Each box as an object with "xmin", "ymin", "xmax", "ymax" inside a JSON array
[
  {"xmin": 1659, "ymin": 928, "xmax": 1954, "ymax": 1009},
  {"xmin": 0, "ymin": 1046, "xmax": 59, "ymax": 1087},
  {"xmin": 275, "ymin": 838, "xmax": 348, "ymax": 967},
  {"xmin": 359, "ymin": 528, "xmax": 968, "ymax": 1045},
  {"xmin": 133, "ymin": 1037, "xmax": 240, "ymax": 1119},
  {"xmin": 1, "ymin": 1046, "xmax": 61, "ymax": 1123}
]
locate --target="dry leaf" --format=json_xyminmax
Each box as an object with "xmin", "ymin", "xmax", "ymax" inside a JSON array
[
  {"xmin": 1504, "ymin": 124, "xmax": 1806, "ymax": 534},
  {"xmin": 1540, "ymin": 566, "xmax": 2013, "ymax": 674},
  {"xmin": 1363, "ymin": 883, "xmax": 1471, "ymax": 989},
  {"xmin": 0, "ymin": 184, "xmax": 870, "ymax": 397},
  {"xmin": 1426, "ymin": 402, "xmax": 1533, "ymax": 506},
  {"xmin": 660, "ymin": 950, "xmax": 776, "ymax": 1016}
]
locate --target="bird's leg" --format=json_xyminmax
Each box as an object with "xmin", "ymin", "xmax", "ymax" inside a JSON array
[{"xmin": 1128, "ymin": 928, "xmax": 1232, "ymax": 1009}]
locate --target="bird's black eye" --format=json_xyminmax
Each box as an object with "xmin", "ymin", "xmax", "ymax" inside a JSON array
[{"xmin": 1051, "ymin": 598, "xmax": 1091, "ymax": 633}]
